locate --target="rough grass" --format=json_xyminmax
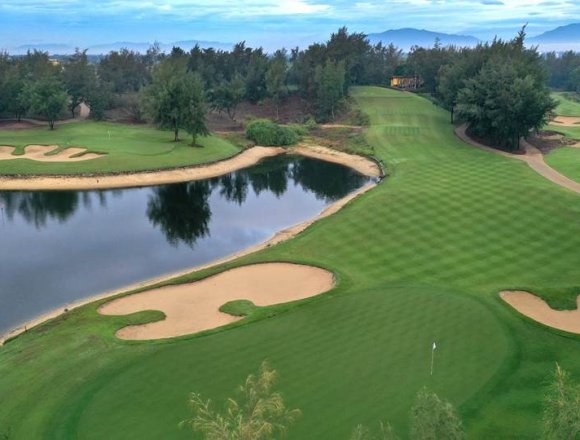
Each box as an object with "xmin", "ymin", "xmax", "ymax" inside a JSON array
[
  {"xmin": 3, "ymin": 87, "xmax": 580, "ymax": 439},
  {"xmin": 0, "ymin": 121, "xmax": 240, "ymax": 175},
  {"xmin": 553, "ymin": 91, "xmax": 580, "ymax": 116}
]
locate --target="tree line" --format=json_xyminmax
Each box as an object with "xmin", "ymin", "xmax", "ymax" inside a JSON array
[
  {"xmin": 0, "ymin": 27, "xmax": 568, "ymax": 150},
  {"xmin": 0, "ymin": 28, "xmax": 403, "ymax": 136}
]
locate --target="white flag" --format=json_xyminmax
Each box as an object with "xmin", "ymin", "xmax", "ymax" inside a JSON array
[{"xmin": 432, "ymin": 342, "xmax": 437, "ymax": 350}]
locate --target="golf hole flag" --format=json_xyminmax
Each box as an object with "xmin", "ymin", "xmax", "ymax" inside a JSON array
[{"xmin": 431, "ymin": 341, "xmax": 437, "ymax": 376}]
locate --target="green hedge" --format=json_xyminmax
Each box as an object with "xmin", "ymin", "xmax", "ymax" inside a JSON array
[{"xmin": 245, "ymin": 119, "xmax": 299, "ymax": 146}]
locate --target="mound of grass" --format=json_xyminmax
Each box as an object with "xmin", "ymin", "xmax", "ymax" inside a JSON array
[
  {"xmin": 0, "ymin": 121, "xmax": 240, "ymax": 175},
  {"xmin": 219, "ymin": 300, "xmax": 257, "ymax": 317},
  {"xmin": 245, "ymin": 119, "xmax": 300, "ymax": 146},
  {"xmin": 552, "ymin": 92, "xmax": 580, "ymax": 116},
  {"xmin": 545, "ymin": 146, "xmax": 580, "ymax": 183},
  {"xmin": 3, "ymin": 87, "xmax": 580, "ymax": 439}
]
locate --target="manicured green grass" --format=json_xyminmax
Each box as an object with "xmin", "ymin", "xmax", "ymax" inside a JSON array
[
  {"xmin": 546, "ymin": 146, "xmax": 580, "ymax": 183},
  {"xmin": 552, "ymin": 91, "xmax": 580, "ymax": 116},
  {"xmin": 3, "ymin": 87, "xmax": 580, "ymax": 439},
  {"xmin": 0, "ymin": 121, "xmax": 240, "ymax": 175}
]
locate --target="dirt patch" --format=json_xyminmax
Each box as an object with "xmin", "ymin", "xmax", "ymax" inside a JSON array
[
  {"xmin": 553, "ymin": 116, "xmax": 580, "ymax": 127},
  {"xmin": 527, "ymin": 131, "xmax": 580, "ymax": 154},
  {"xmin": 455, "ymin": 124, "xmax": 580, "ymax": 194},
  {"xmin": 0, "ymin": 120, "xmax": 43, "ymax": 130},
  {"xmin": 501, "ymin": 291, "xmax": 580, "ymax": 334},
  {"xmin": 0, "ymin": 145, "xmax": 104, "ymax": 162},
  {"xmin": 99, "ymin": 263, "xmax": 334, "ymax": 340}
]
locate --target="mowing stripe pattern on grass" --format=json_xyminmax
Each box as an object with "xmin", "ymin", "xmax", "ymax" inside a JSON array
[{"xmin": 2, "ymin": 87, "xmax": 580, "ymax": 439}]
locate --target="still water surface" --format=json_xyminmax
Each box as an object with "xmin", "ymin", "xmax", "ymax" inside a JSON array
[{"xmin": 0, "ymin": 156, "xmax": 370, "ymax": 334}]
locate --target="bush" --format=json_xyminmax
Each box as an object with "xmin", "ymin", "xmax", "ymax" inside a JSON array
[{"xmin": 245, "ymin": 119, "xmax": 299, "ymax": 146}]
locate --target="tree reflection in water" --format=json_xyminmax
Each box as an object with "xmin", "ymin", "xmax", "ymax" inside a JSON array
[
  {"xmin": 0, "ymin": 190, "xmax": 116, "ymax": 228},
  {"xmin": 0, "ymin": 156, "xmax": 370, "ymax": 246},
  {"xmin": 146, "ymin": 180, "xmax": 212, "ymax": 247}
]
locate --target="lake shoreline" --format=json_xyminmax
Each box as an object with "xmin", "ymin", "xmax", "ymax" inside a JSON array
[
  {"xmin": 0, "ymin": 144, "xmax": 383, "ymax": 191},
  {"xmin": 0, "ymin": 178, "xmax": 378, "ymax": 346}
]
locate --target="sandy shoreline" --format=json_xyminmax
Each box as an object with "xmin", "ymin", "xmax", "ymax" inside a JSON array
[
  {"xmin": 0, "ymin": 178, "xmax": 377, "ymax": 345},
  {"xmin": 0, "ymin": 144, "xmax": 382, "ymax": 191}
]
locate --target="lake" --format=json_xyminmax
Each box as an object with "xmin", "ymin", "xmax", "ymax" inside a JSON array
[{"xmin": 0, "ymin": 156, "xmax": 371, "ymax": 334}]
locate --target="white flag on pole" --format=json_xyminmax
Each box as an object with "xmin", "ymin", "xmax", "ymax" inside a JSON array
[{"xmin": 433, "ymin": 342, "xmax": 437, "ymax": 350}]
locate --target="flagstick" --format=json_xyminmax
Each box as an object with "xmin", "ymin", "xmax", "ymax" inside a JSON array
[{"xmin": 431, "ymin": 342, "xmax": 437, "ymax": 376}]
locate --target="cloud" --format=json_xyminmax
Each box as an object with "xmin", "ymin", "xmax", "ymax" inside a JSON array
[{"xmin": 0, "ymin": 0, "xmax": 579, "ymax": 50}]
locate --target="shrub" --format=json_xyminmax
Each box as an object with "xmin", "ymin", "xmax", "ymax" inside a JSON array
[{"xmin": 245, "ymin": 119, "xmax": 299, "ymax": 146}]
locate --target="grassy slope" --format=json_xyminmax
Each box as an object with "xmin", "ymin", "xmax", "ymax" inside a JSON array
[
  {"xmin": 3, "ymin": 87, "xmax": 580, "ymax": 439},
  {"xmin": 0, "ymin": 121, "xmax": 240, "ymax": 175},
  {"xmin": 546, "ymin": 93, "xmax": 580, "ymax": 183},
  {"xmin": 553, "ymin": 91, "xmax": 580, "ymax": 116}
]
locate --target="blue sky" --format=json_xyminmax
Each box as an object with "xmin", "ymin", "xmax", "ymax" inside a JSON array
[{"xmin": 0, "ymin": 0, "xmax": 579, "ymax": 50}]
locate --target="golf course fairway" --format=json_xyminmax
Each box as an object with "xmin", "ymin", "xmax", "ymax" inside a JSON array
[{"xmin": 2, "ymin": 87, "xmax": 580, "ymax": 439}]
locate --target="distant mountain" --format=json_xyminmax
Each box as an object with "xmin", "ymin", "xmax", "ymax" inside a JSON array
[
  {"xmin": 12, "ymin": 43, "xmax": 74, "ymax": 54},
  {"xmin": 8, "ymin": 39, "xmax": 233, "ymax": 55},
  {"xmin": 367, "ymin": 28, "xmax": 480, "ymax": 51},
  {"xmin": 529, "ymin": 23, "xmax": 580, "ymax": 51}
]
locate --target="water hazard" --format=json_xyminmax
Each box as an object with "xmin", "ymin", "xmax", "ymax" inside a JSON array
[{"xmin": 0, "ymin": 156, "xmax": 371, "ymax": 334}]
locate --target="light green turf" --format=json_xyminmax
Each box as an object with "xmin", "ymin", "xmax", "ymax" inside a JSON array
[
  {"xmin": 0, "ymin": 121, "xmax": 240, "ymax": 175},
  {"xmin": 3, "ymin": 87, "xmax": 580, "ymax": 439},
  {"xmin": 552, "ymin": 91, "xmax": 580, "ymax": 116},
  {"xmin": 546, "ymin": 92, "xmax": 580, "ymax": 184},
  {"xmin": 546, "ymin": 146, "xmax": 580, "ymax": 183}
]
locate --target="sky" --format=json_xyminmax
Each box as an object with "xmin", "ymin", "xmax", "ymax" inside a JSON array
[{"xmin": 0, "ymin": 0, "xmax": 579, "ymax": 51}]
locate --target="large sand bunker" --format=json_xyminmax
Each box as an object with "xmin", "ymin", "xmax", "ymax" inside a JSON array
[
  {"xmin": 553, "ymin": 116, "xmax": 580, "ymax": 127},
  {"xmin": 501, "ymin": 291, "xmax": 580, "ymax": 334},
  {"xmin": 0, "ymin": 145, "xmax": 104, "ymax": 162},
  {"xmin": 99, "ymin": 263, "xmax": 335, "ymax": 340}
]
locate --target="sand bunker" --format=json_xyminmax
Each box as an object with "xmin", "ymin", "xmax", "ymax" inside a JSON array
[
  {"xmin": 0, "ymin": 145, "xmax": 104, "ymax": 162},
  {"xmin": 553, "ymin": 116, "xmax": 580, "ymax": 127},
  {"xmin": 501, "ymin": 291, "xmax": 580, "ymax": 334},
  {"xmin": 99, "ymin": 263, "xmax": 334, "ymax": 340}
]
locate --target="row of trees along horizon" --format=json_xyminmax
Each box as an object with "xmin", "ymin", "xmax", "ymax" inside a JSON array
[{"xmin": 0, "ymin": 27, "xmax": 578, "ymax": 149}]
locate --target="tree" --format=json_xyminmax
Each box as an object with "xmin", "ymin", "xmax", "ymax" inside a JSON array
[
  {"xmin": 181, "ymin": 361, "xmax": 301, "ymax": 439},
  {"xmin": 63, "ymin": 49, "xmax": 96, "ymax": 118},
  {"xmin": 210, "ymin": 76, "xmax": 245, "ymax": 120},
  {"xmin": 1, "ymin": 74, "xmax": 29, "ymax": 121},
  {"xmin": 570, "ymin": 66, "xmax": 580, "ymax": 93},
  {"xmin": 97, "ymin": 48, "xmax": 149, "ymax": 94},
  {"xmin": 245, "ymin": 50, "xmax": 269, "ymax": 103},
  {"xmin": 266, "ymin": 51, "xmax": 288, "ymax": 120},
  {"xmin": 143, "ymin": 59, "xmax": 208, "ymax": 144},
  {"xmin": 409, "ymin": 388, "xmax": 464, "ymax": 440},
  {"xmin": 456, "ymin": 60, "xmax": 555, "ymax": 151},
  {"xmin": 27, "ymin": 78, "xmax": 68, "ymax": 129},
  {"xmin": 542, "ymin": 363, "xmax": 580, "ymax": 440},
  {"xmin": 314, "ymin": 60, "xmax": 346, "ymax": 121},
  {"xmin": 183, "ymin": 74, "xmax": 210, "ymax": 147}
]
